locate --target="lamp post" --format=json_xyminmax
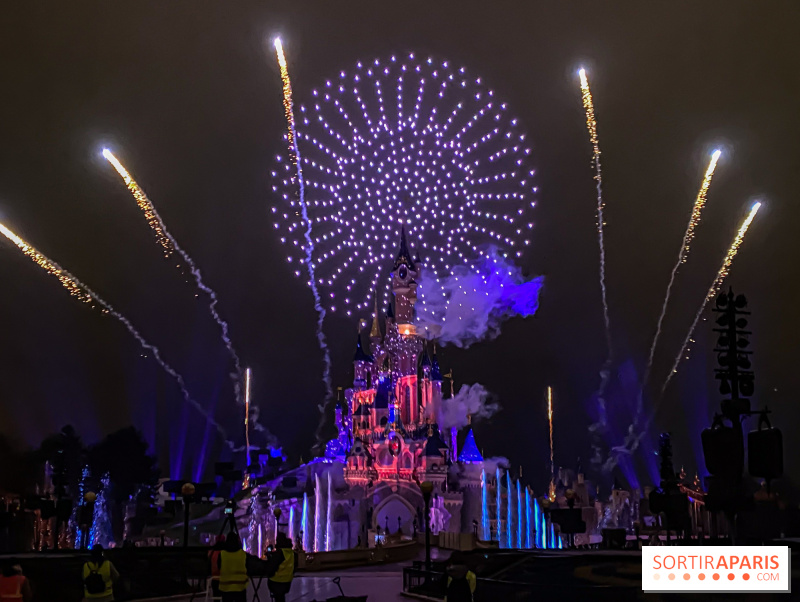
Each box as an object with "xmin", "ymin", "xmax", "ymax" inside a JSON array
[
  {"xmin": 80, "ymin": 491, "xmax": 96, "ymax": 550},
  {"xmin": 181, "ymin": 483, "xmax": 195, "ymax": 550},
  {"xmin": 420, "ymin": 481, "xmax": 433, "ymax": 578}
]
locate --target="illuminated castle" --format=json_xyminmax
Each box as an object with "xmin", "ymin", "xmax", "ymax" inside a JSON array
[
  {"xmin": 259, "ymin": 229, "xmax": 560, "ymax": 553},
  {"xmin": 318, "ymin": 227, "xmax": 485, "ymax": 542}
]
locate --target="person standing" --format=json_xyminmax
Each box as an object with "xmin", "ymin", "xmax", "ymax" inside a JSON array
[
  {"xmin": 208, "ymin": 535, "xmax": 226, "ymax": 597},
  {"xmin": 265, "ymin": 533, "xmax": 295, "ymax": 602},
  {"xmin": 218, "ymin": 534, "xmax": 248, "ymax": 602},
  {"xmin": 444, "ymin": 552, "xmax": 476, "ymax": 602},
  {"xmin": 0, "ymin": 560, "xmax": 32, "ymax": 602},
  {"xmin": 82, "ymin": 545, "xmax": 119, "ymax": 602}
]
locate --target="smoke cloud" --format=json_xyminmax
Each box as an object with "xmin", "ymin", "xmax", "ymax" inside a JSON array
[
  {"xmin": 438, "ymin": 383, "xmax": 500, "ymax": 430},
  {"xmin": 416, "ymin": 249, "xmax": 543, "ymax": 348}
]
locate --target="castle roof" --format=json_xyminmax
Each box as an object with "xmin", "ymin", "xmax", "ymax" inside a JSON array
[
  {"xmin": 394, "ymin": 225, "xmax": 414, "ymax": 269},
  {"xmin": 458, "ymin": 429, "xmax": 484, "ymax": 463},
  {"xmin": 374, "ymin": 376, "xmax": 391, "ymax": 409},
  {"xmin": 421, "ymin": 347, "xmax": 431, "ymax": 368},
  {"xmin": 424, "ymin": 427, "xmax": 448, "ymax": 457},
  {"xmin": 431, "ymin": 354, "xmax": 443, "ymax": 381},
  {"xmin": 353, "ymin": 333, "xmax": 374, "ymax": 363},
  {"xmin": 370, "ymin": 293, "xmax": 381, "ymax": 339}
]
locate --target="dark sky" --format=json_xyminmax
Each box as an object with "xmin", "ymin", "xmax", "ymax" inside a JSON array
[{"xmin": 1, "ymin": 2, "xmax": 797, "ymax": 488}]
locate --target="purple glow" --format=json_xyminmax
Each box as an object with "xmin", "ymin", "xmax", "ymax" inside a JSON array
[
  {"xmin": 416, "ymin": 248, "xmax": 543, "ymax": 347},
  {"xmin": 273, "ymin": 54, "xmax": 537, "ymax": 316}
]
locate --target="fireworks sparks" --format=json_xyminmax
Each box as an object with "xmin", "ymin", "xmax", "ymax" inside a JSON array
[
  {"xmin": 641, "ymin": 150, "xmax": 722, "ymax": 402},
  {"xmin": 272, "ymin": 52, "xmax": 536, "ymax": 317},
  {"xmin": 274, "ymin": 37, "xmax": 334, "ymax": 446},
  {"xmin": 547, "ymin": 386, "xmax": 555, "ymax": 502},
  {"xmin": 102, "ymin": 147, "xmax": 245, "ymax": 409},
  {"xmin": 243, "ymin": 367, "xmax": 252, "ymax": 489},
  {"xmin": 0, "ymin": 221, "xmax": 231, "ymax": 444},
  {"xmin": 662, "ymin": 200, "xmax": 762, "ymax": 394},
  {"xmin": 102, "ymin": 149, "xmax": 174, "ymax": 257},
  {"xmin": 578, "ymin": 68, "xmax": 612, "ymax": 361}
]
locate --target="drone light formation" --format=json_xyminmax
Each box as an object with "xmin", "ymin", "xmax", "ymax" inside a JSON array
[
  {"xmin": 578, "ymin": 68, "xmax": 612, "ymax": 360},
  {"xmin": 641, "ymin": 150, "xmax": 722, "ymax": 399},
  {"xmin": 103, "ymin": 148, "xmax": 245, "ymax": 408},
  {"xmin": 273, "ymin": 37, "xmax": 335, "ymax": 443},
  {"xmin": 661, "ymin": 200, "xmax": 762, "ymax": 395},
  {"xmin": 0, "ymin": 221, "xmax": 231, "ymax": 444},
  {"xmin": 271, "ymin": 52, "xmax": 537, "ymax": 318}
]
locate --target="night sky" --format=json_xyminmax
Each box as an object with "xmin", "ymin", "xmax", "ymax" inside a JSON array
[{"xmin": 1, "ymin": 2, "xmax": 797, "ymax": 489}]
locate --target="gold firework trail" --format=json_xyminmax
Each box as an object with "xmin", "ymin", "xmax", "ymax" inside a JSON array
[
  {"xmin": 640, "ymin": 150, "xmax": 722, "ymax": 405},
  {"xmin": 0, "ymin": 221, "xmax": 231, "ymax": 444},
  {"xmin": 662, "ymin": 201, "xmax": 762, "ymax": 394},
  {"xmin": 102, "ymin": 149, "xmax": 174, "ymax": 257}
]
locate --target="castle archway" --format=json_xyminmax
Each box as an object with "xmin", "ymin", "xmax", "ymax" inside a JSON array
[{"xmin": 374, "ymin": 493, "xmax": 416, "ymax": 536}]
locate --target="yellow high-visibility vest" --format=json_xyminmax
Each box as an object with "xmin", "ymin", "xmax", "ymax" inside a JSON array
[
  {"xmin": 83, "ymin": 561, "xmax": 113, "ymax": 599},
  {"xmin": 271, "ymin": 549, "xmax": 294, "ymax": 583},
  {"xmin": 219, "ymin": 549, "xmax": 248, "ymax": 592}
]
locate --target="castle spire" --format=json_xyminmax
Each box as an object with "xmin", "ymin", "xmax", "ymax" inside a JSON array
[
  {"xmin": 370, "ymin": 291, "xmax": 381, "ymax": 339},
  {"xmin": 394, "ymin": 225, "xmax": 414, "ymax": 268}
]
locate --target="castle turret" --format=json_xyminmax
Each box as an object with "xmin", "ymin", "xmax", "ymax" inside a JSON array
[
  {"xmin": 391, "ymin": 226, "xmax": 419, "ymax": 327},
  {"xmin": 353, "ymin": 331, "xmax": 374, "ymax": 391}
]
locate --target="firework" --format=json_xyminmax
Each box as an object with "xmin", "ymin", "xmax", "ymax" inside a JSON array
[
  {"xmin": 641, "ymin": 150, "xmax": 722, "ymax": 399},
  {"xmin": 661, "ymin": 201, "xmax": 762, "ymax": 394},
  {"xmin": 0, "ymin": 221, "xmax": 230, "ymax": 443},
  {"xmin": 578, "ymin": 68, "xmax": 612, "ymax": 360},
  {"xmin": 274, "ymin": 37, "xmax": 336, "ymax": 446},
  {"xmin": 102, "ymin": 148, "xmax": 245, "ymax": 408},
  {"xmin": 271, "ymin": 52, "xmax": 537, "ymax": 318},
  {"xmin": 243, "ymin": 367, "xmax": 252, "ymax": 489},
  {"xmin": 547, "ymin": 386, "xmax": 555, "ymax": 501}
]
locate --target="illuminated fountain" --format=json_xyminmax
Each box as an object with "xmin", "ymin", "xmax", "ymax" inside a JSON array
[
  {"xmin": 506, "ymin": 470, "xmax": 513, "ymax": 548},
  {"xmin": 314, "ymin": 473, "xmax": 323, "ymax": 552},
  {"xmin": 481, "ymin": 470, "xmax": 490, "ymax": 540},
  {"xmin": 302, "ymin": 493, "xmax": 311, "ymax": 552},
  {"xmin": 325, "ymin": 472, "xmax": 333, "ymax": 551},
  {"xmin": 516, "ymin": 480, "xmax": 523, "ymax": 548}
]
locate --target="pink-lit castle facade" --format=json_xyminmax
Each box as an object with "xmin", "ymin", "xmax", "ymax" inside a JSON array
[{"xmin": 325, "ymin": 228, "xmax": 485, "ymax": 544}]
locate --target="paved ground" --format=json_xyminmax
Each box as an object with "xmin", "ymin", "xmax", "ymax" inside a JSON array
[{"xmin": 251, "ymin": 564, "xmax": 407, "ymax": 601}]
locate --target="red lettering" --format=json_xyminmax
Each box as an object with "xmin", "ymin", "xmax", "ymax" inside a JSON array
[
  {"xmin": 741, "ymin": 556, "xmax": 752, "ymax": 570},
  {"xmin": 730, "ymin": 555, "xmax": 740, "ymax": 569},
  {"xmin": 716, "ymin": 557, "xmax": 728, "ymax": 570},
  {"xmin": 770, "ymin": 555, "xmax": 779, "ymax": 570},
  {"xmin": 754, "ymin": 557, "xmax": 763, "ymax": 570},
  {"xmin": 678, "ymin": 556, "xmax": 686, "ymax": 570},
  {"xmin": 664, "ymin": 556, "xmax": 675, "ymax": 570},
  {"xmin": 705, "ymin": 555, "xmax": 714, "ymax": 569},
  {"xmin": 654, "ymin": 555, "xmax": 662, "ymax": 570}
]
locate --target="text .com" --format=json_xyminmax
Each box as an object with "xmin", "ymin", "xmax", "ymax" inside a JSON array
[{"xmin": 642, "ymin": 546, "xmax": 790, "ymax": 592}]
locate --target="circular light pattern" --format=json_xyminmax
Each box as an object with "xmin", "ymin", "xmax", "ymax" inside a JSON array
[{"xmin": 272, "ymin": 53, "xmax": 536, "ymax": 316}]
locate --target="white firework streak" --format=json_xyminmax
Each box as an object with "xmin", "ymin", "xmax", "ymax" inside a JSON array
[
  {"xmin": 0, "ymin": 222, "xmax": 232, "ymax": 445},
  {"xmin": 275, "ymin": 38, "xmax": 334, "ymax": 445},
  {"xmin": 102, "ymin": 149, "xmax": 244, "ymax": 410},
  {"xmin": 640, "ymin": 150, "xmax": 721, "ymax": 408}
]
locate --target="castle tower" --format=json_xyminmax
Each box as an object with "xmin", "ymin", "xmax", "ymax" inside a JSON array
[
  {"xmin": 391, "ymin": 226, "xmax": 419, "ymax": 327},
  {"xmin": 352, "ymin": 331, "xmax": 374, "ymax": 391}
]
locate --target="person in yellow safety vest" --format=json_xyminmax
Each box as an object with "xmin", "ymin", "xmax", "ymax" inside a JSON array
[
  {"xmin": 444, "ymin": 551, "xmax": 476, "ymax": 602},
  {"xmin": 264, "ymin": 532, "xmax": 296, "ymax": 602},
  {"xmin": 217, "ymin": 533, "xmax": 250, "ymax": 602},
  {"xmin": 82, "ymin": 545, "xmax": 119, "ymax": 602}
]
